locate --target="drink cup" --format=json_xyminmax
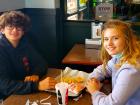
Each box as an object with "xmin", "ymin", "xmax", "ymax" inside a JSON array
[{"xmin": 55, "ymin": 82, "xmax": 69, "ymax": 105}]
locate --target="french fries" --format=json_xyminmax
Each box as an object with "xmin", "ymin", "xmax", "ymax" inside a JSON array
[{"xmin": 62, "ymin": 77, "xmax": 84, "ymax": 84}]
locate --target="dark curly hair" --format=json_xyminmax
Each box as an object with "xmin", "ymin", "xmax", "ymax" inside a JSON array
[{"xmin": 0, "ymin": 11, "xmax": 31, "ymax": 32}]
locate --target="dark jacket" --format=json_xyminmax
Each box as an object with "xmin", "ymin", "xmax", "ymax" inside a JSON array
[{"xmin": 0, "ymin": 32, "xmax": 47, "ymax": 99}]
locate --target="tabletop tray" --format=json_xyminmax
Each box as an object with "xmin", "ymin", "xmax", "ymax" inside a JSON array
[{"xmin": 45, "ymin": 67, "xmax": 89, "ymax": 97}]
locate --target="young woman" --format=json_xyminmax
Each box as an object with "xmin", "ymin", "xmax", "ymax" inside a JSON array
[
  {"xmin": 86, "ymin": 19, "xmax": 140, "ymax": 105},
  {"xmin": 0, "ymin": 11, "xmax": 56, "ymax": 99}
]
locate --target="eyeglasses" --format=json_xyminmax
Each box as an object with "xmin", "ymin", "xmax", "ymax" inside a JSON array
[{"xmin": 5, "ymin": 25, "xmax": 23, "ymax": 31}]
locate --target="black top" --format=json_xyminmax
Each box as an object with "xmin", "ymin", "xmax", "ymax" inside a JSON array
[{"xmin": 0, "ymin": 32, "xmax": 47, "ymax": 99}]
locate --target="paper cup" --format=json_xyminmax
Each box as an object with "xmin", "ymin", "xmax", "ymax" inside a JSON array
[{"xmin": 55, "ymin": 82, "xmax": 69, "ymax": 105}]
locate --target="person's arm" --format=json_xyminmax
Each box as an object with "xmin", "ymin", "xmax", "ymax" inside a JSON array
[
  {"xmin": 0, "ymin": 49, "xmax": 39, "ymax": 97},
  {"xmin": 0, "ymin": 66, "xmax": 39, "ymax": 96},
  {"xmin": 91, "ymin": 65, "xmax": 140, "ymax": 105},
  {"xmin": 88, "ymin": 59, "xmax": 113, "ymax": 81},
  {"xmin": 0, "ymin": 56, "xmax": 56, "ymax": 97}
]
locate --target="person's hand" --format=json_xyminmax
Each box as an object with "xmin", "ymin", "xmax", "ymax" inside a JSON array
[
  {"xmin": 38, "ymin": 77, "xmax": 57, "ymax": 91},
  {"xmin": 24, "ymin": 75, "xmax": 39, "ymax": 82},
  {"xmin": 86, "ymin": 78, "xmax": 101, "ymax": 94}
]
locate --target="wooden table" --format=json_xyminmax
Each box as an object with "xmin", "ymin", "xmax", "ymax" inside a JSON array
[
  {"xmin": 62, "ymin": 44, "xmax": 102, "ymax": 66},
  {"xmin": 3, "ymin": 68, "xmax": 111, "ymax": 105},
  {"xmin": 3, "ymin": 69, "xmax": 92, "ymax": 105}
]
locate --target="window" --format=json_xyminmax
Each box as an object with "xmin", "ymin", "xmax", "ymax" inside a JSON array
[
  {"xmin": 64, "ymin": 0, "xmax": 90, "ymax": 20},
  {"xmin": 63, "ymin": 0, "xmax": 140, "ymax": 21}
]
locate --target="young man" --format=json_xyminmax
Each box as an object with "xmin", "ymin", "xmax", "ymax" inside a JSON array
[{"xmin": 0, "ymin": 11, "xmax": 56, "ymax": 99}]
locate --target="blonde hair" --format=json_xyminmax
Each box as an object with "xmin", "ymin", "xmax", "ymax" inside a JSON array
[{"xmin": 101, "ymin": 19, "xmax": 140, "ymax": 70}]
